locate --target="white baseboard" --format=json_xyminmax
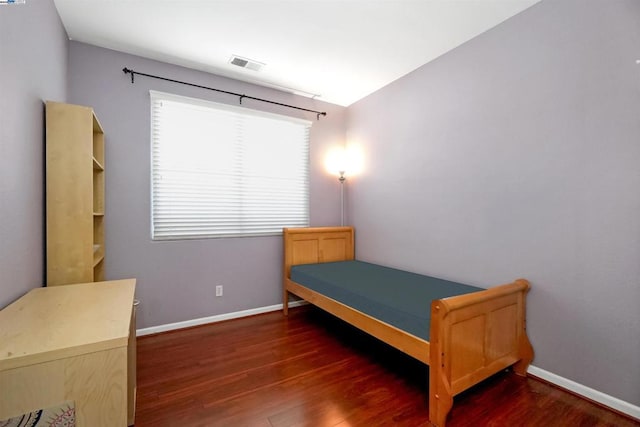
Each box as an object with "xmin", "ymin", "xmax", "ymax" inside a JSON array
[
  {"xmin": 136, "ymin": 300, "xmax": 308, "ymax": 337},
  {"xmin": 527, "ymin": 365, "xmax": 640, "ymax": 420},
  {"xmin": 137, "ymin": 307, "xmax": 638, "ymax": 421}
]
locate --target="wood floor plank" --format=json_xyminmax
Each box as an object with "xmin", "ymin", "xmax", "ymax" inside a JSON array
[{"xmin": 135, "ymin": 306, "xmax": 639, "ymax": 427}]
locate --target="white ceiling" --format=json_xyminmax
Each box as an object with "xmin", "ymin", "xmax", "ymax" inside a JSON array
[{"xmin": 54, "ymin": 0, "xmax": 540, "ymax": 107}]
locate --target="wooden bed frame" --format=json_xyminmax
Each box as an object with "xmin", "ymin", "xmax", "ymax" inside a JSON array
[{"xmin": 282, "ymin": 226, "xmax": 533, "ymax": 427}]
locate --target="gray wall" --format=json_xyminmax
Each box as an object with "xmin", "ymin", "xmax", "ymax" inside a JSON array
[
  {"xmin": 0, "ymin": 2, "xmax": 68, "ymax": 308},
  {"xmin": 68, "ymin": 42, "xmax": 346, "ymax": 329},
  {"xmin": 347, "ymin": 0, "xmax": 640, "ymax": 405}
]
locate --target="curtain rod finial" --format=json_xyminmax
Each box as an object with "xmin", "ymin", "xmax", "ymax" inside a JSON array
[{"xmin": 122, "ymin": 67, "xmax": 135, "ymax": 83}]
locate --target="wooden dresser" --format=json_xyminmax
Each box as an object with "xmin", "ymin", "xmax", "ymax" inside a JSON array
[{"xmin": 0, "ymin": 279, "xmax": 136, "ymax": 426}]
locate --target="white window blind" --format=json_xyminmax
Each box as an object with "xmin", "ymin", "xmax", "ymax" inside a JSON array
[{"xmin": 150, "ymin": 91, "xmax": 310, "ymax": 240}]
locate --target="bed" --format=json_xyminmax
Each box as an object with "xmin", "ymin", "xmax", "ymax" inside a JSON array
[{"xmin": 282, "ymin": 226, "xmax": 533, "ymax": 427}]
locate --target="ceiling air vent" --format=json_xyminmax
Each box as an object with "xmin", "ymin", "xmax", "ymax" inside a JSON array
[{"xmin": 229, "ymin": 55, "xmax": 264, "ymax": 72}]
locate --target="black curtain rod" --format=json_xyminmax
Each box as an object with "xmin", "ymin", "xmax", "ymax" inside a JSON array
[{"xmin": 122, "ymin": 67, "xmax": 327, "ymax": 120}]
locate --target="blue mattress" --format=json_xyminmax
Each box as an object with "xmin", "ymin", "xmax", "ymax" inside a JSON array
[{"xmin": 290, "ymin": 260, "xmax": 483, "ymax": 340}]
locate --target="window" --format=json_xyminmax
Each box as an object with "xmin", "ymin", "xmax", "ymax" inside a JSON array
[{"xmin": 150, "ymin": 91, "xmax": 311, "ymax": 240}]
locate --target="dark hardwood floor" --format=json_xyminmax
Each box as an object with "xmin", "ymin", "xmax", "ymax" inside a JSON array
[{"xmin": 135, "ymin": 306, "xmax": 638, "ymax": 427}]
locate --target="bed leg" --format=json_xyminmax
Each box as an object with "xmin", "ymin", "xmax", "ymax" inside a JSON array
[
  {"xmin": 513, "ymin": 282, "xmax": 534, "ymax": 376},
  {"xmin": 429, "ymin": 380, "xmax": 453, "ymax": 427},
  {"xmin": 283, "ymin": 288, "xmax": 289, "ymax": 316},
  {"xmin": 429, "ymin": 300, "xmax": 452, "ymax": 427},
  {"xmin": 513, "ymin": 331, "xmax": 534, "ymax": 376}
]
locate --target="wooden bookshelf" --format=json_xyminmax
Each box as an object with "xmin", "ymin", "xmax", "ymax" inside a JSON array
[{"xmin": 46, "ymin": 101, "xmax": 105, "ymax": 285}]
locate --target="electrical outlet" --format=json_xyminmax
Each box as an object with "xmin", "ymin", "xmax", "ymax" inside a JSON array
[{"xmin": 215, "ymin": 285, "xmax": 223, "ymax": 297}]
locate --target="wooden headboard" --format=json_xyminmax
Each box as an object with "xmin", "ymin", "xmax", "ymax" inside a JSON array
[{"xmin": 283, "ymin": 226, "xmax": 354, "ymax": 279}]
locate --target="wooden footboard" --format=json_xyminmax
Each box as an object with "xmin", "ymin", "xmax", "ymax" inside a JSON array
[
  {"xmin": 282, "ymin": 227, "xmax": 533, "ymax": 427},
  {"xmin": 429, "ymin": 279, "xmax": 533, "ymax": 426}
]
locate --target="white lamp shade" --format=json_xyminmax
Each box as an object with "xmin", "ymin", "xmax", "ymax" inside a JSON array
[
  {"xmin": 325, "ymin": 146, "xmax": 348, "ymax": 176},
  {"xmin": 325, "ymin": 144, "xmax": 364, "ymax": 177}
]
